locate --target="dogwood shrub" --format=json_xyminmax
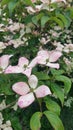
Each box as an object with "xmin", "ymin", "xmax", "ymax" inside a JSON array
[{"xmin": 0, "ymin": 0, "xmax": 73, "ymax": 130}]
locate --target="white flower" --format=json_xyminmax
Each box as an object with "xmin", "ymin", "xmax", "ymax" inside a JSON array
[{"xmin": 12, "ymin": 75, "xmax": 51, "ymax": 108}]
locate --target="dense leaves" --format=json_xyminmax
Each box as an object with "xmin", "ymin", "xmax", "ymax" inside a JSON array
[
  {"xmin": 0, "ymin": 0, "xmax": 73, "ymax": 130},
  {"xmin": 44, "ymin": 111, "xmax": 64, "ymax": 130}
]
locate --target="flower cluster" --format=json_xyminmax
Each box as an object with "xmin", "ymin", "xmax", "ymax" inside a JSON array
[
  {"xmin": 0, "ymin": 50, "xmax": 62, "ymax": 108},
  {"xmin": 0, "ymin": 19, "xmax": 27, "ymax": 50},
  {"xmin": 0, "ymin": 49, "xmax": 62, "ymax": 76},
  {"xmin": 0, "ymin": 1, "xmax": 73, "ymax": 130},
  {"xmin": 26, "ymin": 0, "xmax": 66, "ymax": 14}
]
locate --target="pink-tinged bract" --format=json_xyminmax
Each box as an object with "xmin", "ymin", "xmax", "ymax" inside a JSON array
[
  {"xmin": 12, "ymin": 82, "xmax": 30, "ymax": 95},
  {"xmin": 18, "ymin": 57, "xmax": 29, "ymax": 68},
  {"xmin": 46, "ymin": 62, "xmax": 60, "ymax": 69},
  {"xmin": 34, "ymin": 85, "xmax": 51, "ymax": 98},
  {"xmin": 28, "ymin": 75, "xmax": 38, "ymax": 89},
  {"xmin": 37, "ymin": 50, "xmax": 49, "ymax": 59},
  {"xmin": 5, "ymin": 65, "xmax": 24, "ymax": 73},
  {"xmin": 22, "ymin": 67, "xmax": 32, "ymax": 77},
  {"xmin": 18, "ymin": 93, "xmax": 35, "ymax": 108},
  {"xmin": 0, "ymin": 55, "xmax": 12, "ymax": 70},
  {"xmin": 37, "ymin": 50, "xmax": 49, "ymax": 65},
  {"xmin": 49, "ymin": 51, "xmax": 62, "ymax": 62},
  {"xmin": 28, "ymin": 57, "xmax": 38, "ymax": 68},
  {"xmin": 31, "ymin": 0, "xmax": 36, "ymax": 3}
]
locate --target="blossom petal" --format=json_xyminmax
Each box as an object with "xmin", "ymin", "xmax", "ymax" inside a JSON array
[
  {"xmin": 5, "ymin": 65, "xmax": 24, "ymax": 73},
  {"xmin": 34, "ymin": 85, "xmax": 51, "ymax": 98},
  {"xmin": 28, "ymin": 75, "xmax": 38, "ymax": 89},
  {"xmin": 37, "ymin": 50, "xmax": 49, "ymax": 64},
  {"xmin": 40, "ymin": 0, "xmax": 49, "ymax": 4},
  {"xmin": 18, "ymin": 93, "xmax": 35, "ymax": 108},
  {"xmin": 37, "ymin": 50, "xmax": 49, "ymax": 58},
  {"xmin": 46, "ymin": 62, "xmax": 60, "ymax": 69},
  {"xmin": 31, "ymin": 0, "xmax": 36, "ymax": 3},
  {"xmin": 22, "ymin": 67, "xmax": 32, "ymax": 77},
  {"xmin": 49, "ymin": 51, "xmax": 62, "ymax": 62},
  {"xmin": 18, "ymin": 57, "xmax": 29, "ymax": 68},
  {"xmin": 28, "ymin": 57, "xmax": 38, "ymax": 68},
  {"xmin": 12, "ymin": 82, "xmax": 30, "ymax": 95},
  {"xmin": 0, "ymin": 55, "xmax": 12, "ymax": 70},
  {"xmin": 51, "ymin": 0, "xmax": 66, "ymax": 4},
  {"xmin": 26, "ymin": 7, "xmax": 36, "ymax": 14}
]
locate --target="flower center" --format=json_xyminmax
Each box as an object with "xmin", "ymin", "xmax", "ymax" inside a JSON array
[
  {"xmin": 46, "ymin": 58, "xmax": 49, "ymax": 63},
  {"xmin": 24, "ymin": 64, "xmax": 27, "ymax": 68},
  {"xmin": 30, "ymin": 88, "xmax": 34, "ymax": 92}
]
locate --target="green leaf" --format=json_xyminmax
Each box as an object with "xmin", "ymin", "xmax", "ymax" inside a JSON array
[
  {"xmin": 30, "ymin": 112, "xmax": 42, "ymax": 130},
  {"xmin": 41, "ymin": 16, "xmax": 49, "ymax": 27},
  {"xmin": 50, "ymin": 17, "xmax": 64, "ymax": 28},
  {"xmin": 55, "ymin": 75, "xmax": 71, "ymax": 94},
  {"xmin": 8, "ymin": 1, "xmax": 18, "ymax": 15},
  {"xmin": 69, "ymin": 52, "xmax": 73, "ymax": 58},
  {"xmin": 1, "ymin": 0, "xmax": 11, "ymax": 6},
  {"xmin": 32, "ymin": 13, "xmax": 44, "ymax": 25},
  {"xmin": 45, "ymin": 98, "xmax": 61, "ymax": 115},
  {"xmin": 50, "ymin": 69, "xmax": 64, "ymax": 76},
  {"xmin": 70, "ymin": 8, "xmax": 73, "ymax": 18},
  {"xmin": 44, "ymin": 111, "xmax": 64, "ymax": 130},
  {"xmin": 0, "ymin": 75, "xmax": 13, "ymax": 95},
  {"xmin": 66, "ymin": 7, "xmax": 73, "ymax": 19},
  {"xmin": 24, "ymin": 15, "xmax": 33, "ymax": 24},
  {"xmin": 11, "ymin": 117, "xmax": 22, "ymax": 130},
  {"xmin": 51, "ymin": 83, "xmax": 64, "ymax": 105},
  {"xmin": 56, "ymin": 14, "xmax": 71, "ymax": 28},
  {"xmin": 32, "ymin": 16, "xmax": 38, "ymax": 25},
  {"xmin": 33, "ymin": 72, "xmax": 50, "ymax": 80},
  {"xmin": 22, "ymin": 0, "xmax": 33, "ymax": 6}
]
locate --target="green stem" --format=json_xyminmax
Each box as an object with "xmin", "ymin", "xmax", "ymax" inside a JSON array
[{"xmin": 37, "ymin": 99, "xmax": 42, "ymax": 113}]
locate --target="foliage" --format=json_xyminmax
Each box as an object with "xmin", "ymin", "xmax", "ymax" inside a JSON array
[{"xmin": 0, "ymin": 0, "xmax": 73, "ymax": 130}]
